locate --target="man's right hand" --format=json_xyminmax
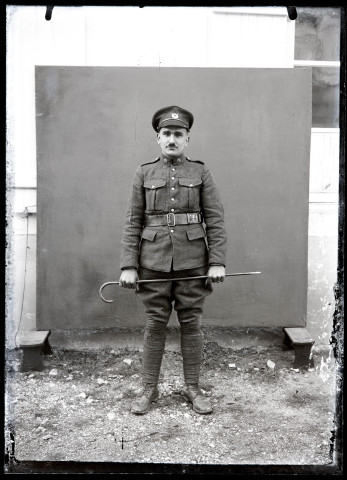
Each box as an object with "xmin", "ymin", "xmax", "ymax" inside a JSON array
[{"xmin": 119, "ymin": 268, "xmax": 139, "ymax": 289}]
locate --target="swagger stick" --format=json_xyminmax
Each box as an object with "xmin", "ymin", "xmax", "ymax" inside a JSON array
[{"xmin": 99, "ymin": 271, "xmax": 261, "ymax": 303}]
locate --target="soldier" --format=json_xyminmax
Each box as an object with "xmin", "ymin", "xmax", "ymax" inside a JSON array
[{"xmin": 119, "ymin": 106, "xmax": 227, "ymax": 415}]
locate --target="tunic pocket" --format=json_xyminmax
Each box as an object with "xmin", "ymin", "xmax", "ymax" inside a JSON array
[
  {"xmin": 186, "ymin": 225, "xmax": 206, "ymax": 241},
  {"xmin": 141, "ymin": 228, "xmax": 157, "ymax": 242},
  {"xmin": 144, "ymin": 179, "xmax": 167, "ymax": 212},
  {"xmin": 178, "ymin": 178, "xmax": 202, "ymax": 210}
]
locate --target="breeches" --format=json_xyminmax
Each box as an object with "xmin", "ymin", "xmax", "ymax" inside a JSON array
[
  {"xmin": 137, "ymin": 265, "xmax": 212, "ymax": 325},
  {"xmin": 136, "ymin": 266, "xmax": 212, "ymax": 384}
]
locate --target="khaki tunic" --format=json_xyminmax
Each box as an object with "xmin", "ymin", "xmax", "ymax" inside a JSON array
[{"xmin": 120, "ymin": 154, "xmax": 227, "ymax": 272}]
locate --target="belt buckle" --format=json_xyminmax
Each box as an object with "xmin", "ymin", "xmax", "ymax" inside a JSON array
[
  {"xmin": 167, "ymin": 213, "xmax": 176, "ymax": 226},
  {"xmin": 187, "ymin": 213, "xmax": 198, "ymax": 224}
]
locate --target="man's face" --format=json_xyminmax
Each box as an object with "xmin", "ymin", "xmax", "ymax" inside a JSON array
[{"xmin": 157, "ymin": 126, "xmax": 190, "ymax": 158}]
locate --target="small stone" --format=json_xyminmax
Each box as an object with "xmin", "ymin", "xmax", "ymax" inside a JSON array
[
  {"xmin": 28, "ymin": 373, "xmax": 35, "ymax": 379},
  {"xmin": 35, "ymin": 426, "xmax": 46, "ymax": 433},
  {"xmin": 228, "ymin": 363, "xmax": 236, "ymax": 369},
  {"xmin": 49, "ymin": 369, "xmax": 58, "ymax": 376},
  {"xmin": 291, "ymin": 368, "xmax": 300, "ymax": 373},
  {"xmin": 42, "ymin": 435, "xmax": 52, "ymax": 440},
  {"xmin": 200, "ymin": 388, "xmax": 211, "ymax": 396},
  {"xmin": 107, "ymin": 412, "xmax": 115, "ymax": 420},
  {"xmin": 97, "ymin": 378, "xmax": 108, "ymax": 384},
  {"xmin": 78, "ymin": 392, "xmax": 87, "ymax": 398},
  {"xmin": 123, "ymin": 358, "xmax": 132, "ymax": 366},
  {"xmin": 267, "ymin": 360, "xmax": 275, "ymax": 371}
]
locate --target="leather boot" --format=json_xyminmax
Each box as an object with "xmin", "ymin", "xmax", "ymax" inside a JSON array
[
  {"xmin": 131, "ymin": 384, "xmax": 159, "ymax": 415},
  {"xmin": 182, "ymin": 384, "xmax": 213, "ymax": 414},
  {"xmin": 180, "ymin": 330, "xmax": 212, "ymax": 413}
]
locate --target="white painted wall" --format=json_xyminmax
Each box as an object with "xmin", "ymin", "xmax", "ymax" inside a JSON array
[
  {"xmin": 307, "ymin": 128, "xmax": 339, "ymax": 347},
  {"xmin": 7, "ymin": 6, "xmax": 294, "ymax": 190},
  {"xmin": 6, "ymin": 6, "xmax": 339, "ymax": 350},
  {"xmin": 309, "ymin": 129, "xmax": 340, "ymax": 203}
]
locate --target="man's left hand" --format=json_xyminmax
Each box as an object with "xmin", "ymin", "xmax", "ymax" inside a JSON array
[{"xmin": 206, "ymin": 265, "xmax": 225, "ymax": 283}]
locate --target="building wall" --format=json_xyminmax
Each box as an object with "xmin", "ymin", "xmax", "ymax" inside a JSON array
[
  {"xmin": 6, "ymin": 7, "xmax": 339, "ymax": 349},
  {"xmin": 307, "ymin": 129, "xmax": 339, "ymax": 345}
]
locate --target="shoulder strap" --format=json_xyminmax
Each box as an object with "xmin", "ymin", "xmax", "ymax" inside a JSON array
[
  {"xmin": 186, "ymin": 157, "xmax": 205, "ymax": 165},
  {"xmin": 141, "ymin": 157, "xmax": 160, "ymax": 166}
]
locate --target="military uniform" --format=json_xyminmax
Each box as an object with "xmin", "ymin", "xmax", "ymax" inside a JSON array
[
  {"xmin": 120, "ymin": 106, "xmax": 227, "ymax": 414},
  {"xmin": 120, "ymin": 154, "xmax": 227, "ymax": 271}
]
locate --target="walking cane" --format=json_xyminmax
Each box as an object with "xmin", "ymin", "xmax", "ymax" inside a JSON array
[{"xmin": 99, "ymin": 271, "xmax": 261, "ymax": 303}]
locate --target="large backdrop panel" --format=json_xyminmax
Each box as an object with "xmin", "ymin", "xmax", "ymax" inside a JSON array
[{"xmin": 36, "ymin": 66, "xmax": 311, "ymax": 329}]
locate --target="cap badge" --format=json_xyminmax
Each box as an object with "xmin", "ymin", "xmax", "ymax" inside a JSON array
[{"xmin": 171, "ymin": 113, "xmax": 179, "ymax": 119}]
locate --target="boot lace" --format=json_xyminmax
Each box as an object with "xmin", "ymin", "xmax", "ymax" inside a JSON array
[
  {"xmin": 187, "ymin": 384, "xmax": 201, "ymax": 399},
  {"xmin": 142, "ymin": 384, "xmax": 157, "ymax": 398}
]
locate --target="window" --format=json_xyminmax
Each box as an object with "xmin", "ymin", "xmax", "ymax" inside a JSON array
[{"xmin": 294, "ymin": 7, "xmax": 340, "ymax": 128}]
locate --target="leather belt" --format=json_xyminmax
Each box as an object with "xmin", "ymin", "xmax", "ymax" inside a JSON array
[{"xmin": 145, "ymin": 213, "xmax": 202, "ymax": 227}]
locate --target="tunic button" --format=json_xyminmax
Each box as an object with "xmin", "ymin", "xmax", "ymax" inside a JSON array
[
  {"xmin": 152, "ymin": 186, "xmax": 155, "ymax": 189},
  {"xmin": 189, "ymin": 184, "xmax": 193, "ymax": 187},
  {"xmin": 171, "ymin": 187, "xmax": 175, "ymax": 191},
  {"xmin": 171, "ymin": 208, "xmax": 174, "ymax": 212},
  {"xmin": 171, "ymin": 198, "xmax": 175, "ymax": 202},
  {"xmin": 172, "ymin": 177, "xmax": 175, "ymax": 180},
  {"xmin": 172, "ymin": 168, "xmax": 175, "ymax": 172},
  {"xmin": 170, "ymin": 229, "xmax": 174, "ymax": 233}
]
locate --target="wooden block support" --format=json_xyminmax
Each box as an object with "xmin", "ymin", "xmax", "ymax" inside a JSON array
[
  {"xmin": 283, "ymin": 327, "xmax": 315, "ymax": 369},
  {"xmin": 18, "ymin": 330, "xmax": 52, "ymax": 372}
]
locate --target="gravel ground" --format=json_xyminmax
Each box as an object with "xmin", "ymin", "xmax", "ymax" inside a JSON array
[{"xmin": 4, "ymin": 338, "xmax": 341, "ymax": 474}]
